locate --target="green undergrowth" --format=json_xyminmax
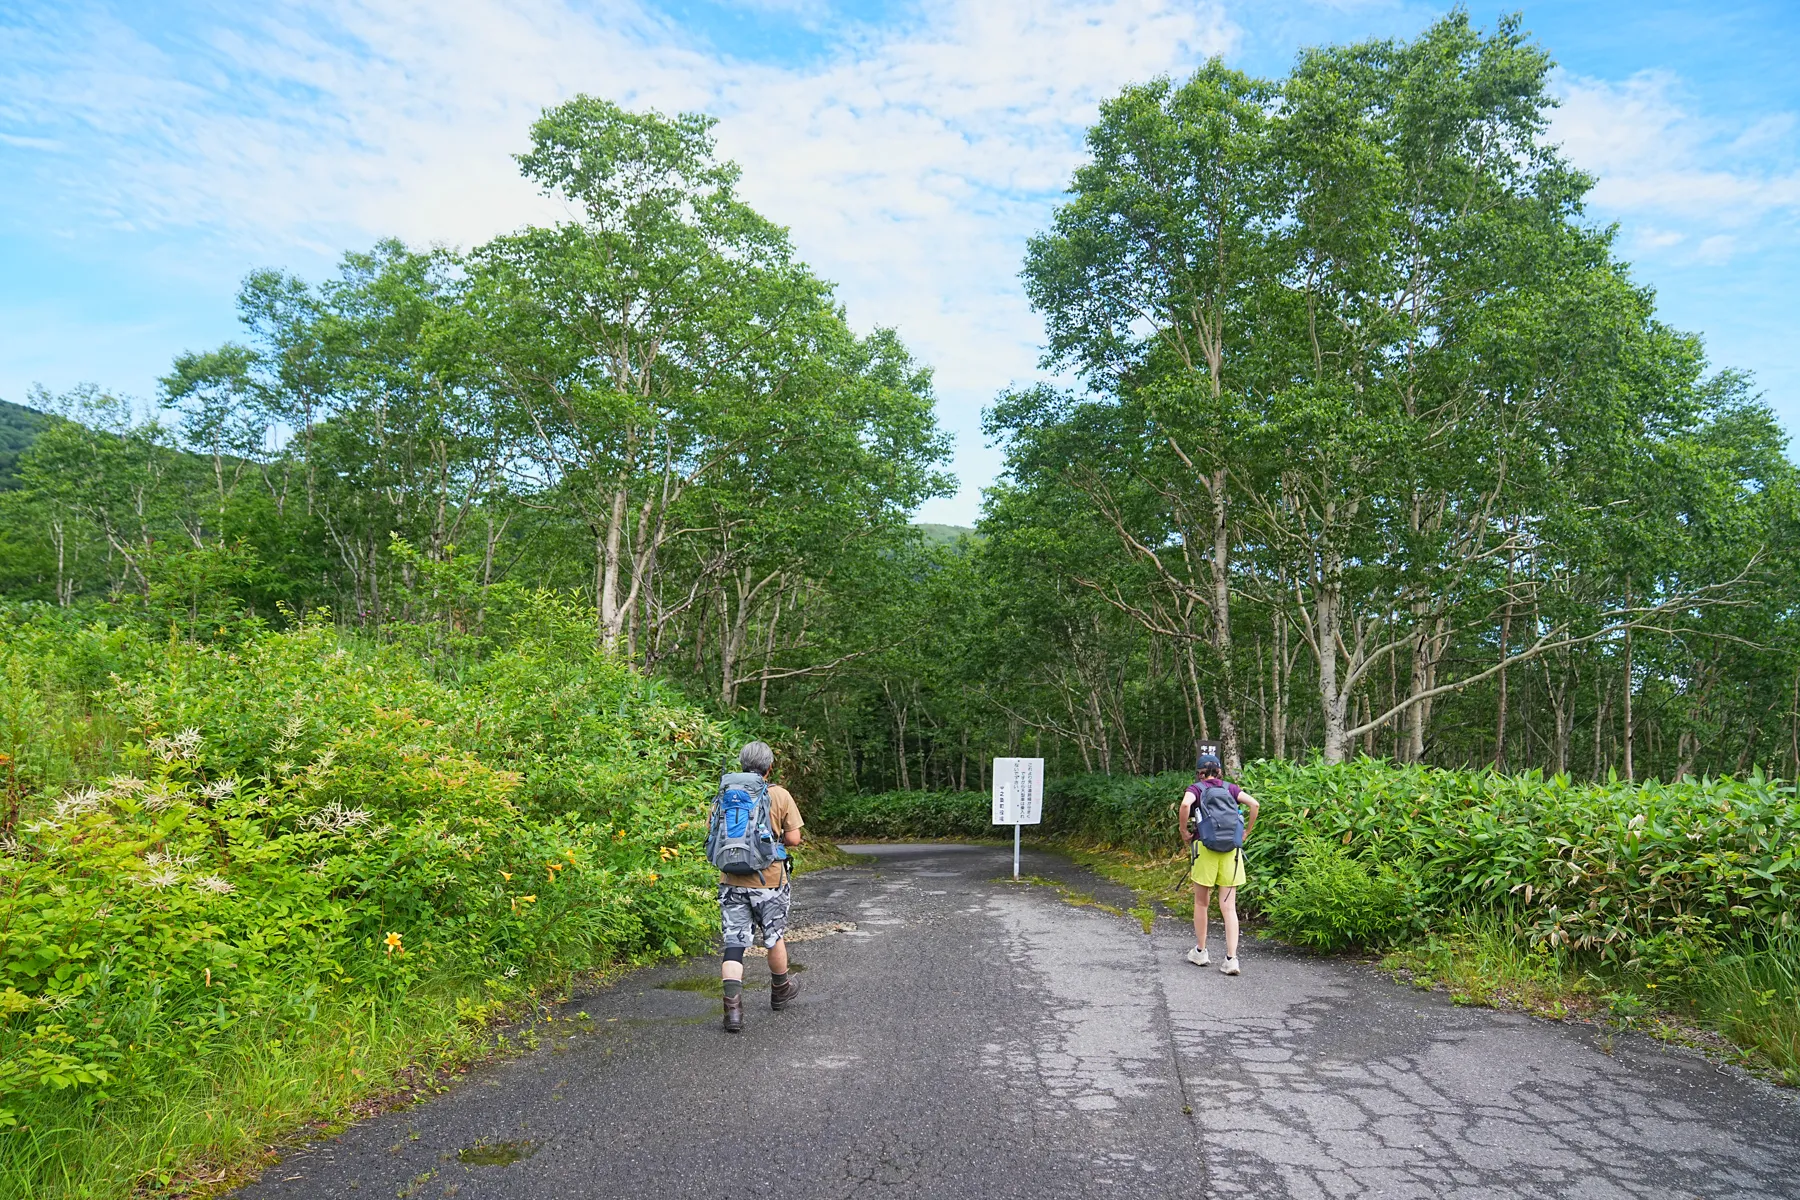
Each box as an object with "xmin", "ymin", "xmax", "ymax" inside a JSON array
[
  {"xmin": 7, "ymin": 975, "xmax": 552, "ymax": 1198},
  {"xmin": 1382, "ymin": 911, "xmax": 1608, "ymax": 1020},
  {"xmin": 0, "ymin": 597, "xmax": 762, "ymax": 1198},
  {"xmin": 1689, "ymin": 931, "xmax": 1800, "ymax": 1079},
  {"xmin": 1262, "ymin": 838, "xmax": 1423, "ymax": 950},
  {"xmin": 806, "ymin": 790, "xmax": 993, "ymax": 840}
]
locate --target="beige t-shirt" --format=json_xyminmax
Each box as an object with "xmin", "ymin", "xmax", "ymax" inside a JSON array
[{"xmin": 719, "ymin": 782, "xmax": 804, "ymax": 888}]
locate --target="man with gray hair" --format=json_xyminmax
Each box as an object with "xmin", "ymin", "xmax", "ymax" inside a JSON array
[{"xmin": 706, "ymin": 740, "xmax": 804, "ymax": 1033}]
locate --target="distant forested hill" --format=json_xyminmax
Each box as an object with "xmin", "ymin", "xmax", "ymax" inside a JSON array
[
  {"xmin": 914, "ymin": 522, "xmax": 977, "ymax": 546},
  {"xmin": 0, "ymin": 397, "xmax": 52, "ymax": 490}
]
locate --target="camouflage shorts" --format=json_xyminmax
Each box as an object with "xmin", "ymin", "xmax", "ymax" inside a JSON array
[{"xmin": 718, "ymin": 879, "xmax": 792, "ymax": 949}]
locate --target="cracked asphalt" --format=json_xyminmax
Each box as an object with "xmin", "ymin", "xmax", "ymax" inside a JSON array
[{"xmin": 236, "ymin": 842, "xmax": 1800, "ymax": 1199}]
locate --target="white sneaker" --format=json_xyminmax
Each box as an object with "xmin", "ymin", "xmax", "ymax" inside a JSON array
[
  {"xmin": 1186, "ymin": 946, "xmax": 1210, "ymax": 967},
  {"xmin": 1219, "ymin": 956, "xmax": 1241, "ymax": 976}
]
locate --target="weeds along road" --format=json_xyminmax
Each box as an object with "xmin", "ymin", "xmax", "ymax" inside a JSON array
[{"xmin": 237, "ymin": 844, "xmax": 1800, "ymax": 1200}]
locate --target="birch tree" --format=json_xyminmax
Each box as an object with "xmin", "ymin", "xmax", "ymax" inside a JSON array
[
  {"xmin": 475, "ymin": 97, "xmax": 835, "ymax": 651},
  {"xmin": 1022, "ymin": 63, "xmax": 1282, "ymax": 770}
]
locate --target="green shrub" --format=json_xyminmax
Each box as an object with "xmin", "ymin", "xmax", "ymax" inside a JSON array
[
  {"xmin": 1018, "ymin": 759, "xmax": 1800, "ymax": 972},
  {"xmin": 0, "ymin": 598, "xmax": 742, "ymax": 1194},
  {"xmin": 1265, "ymin": 838, "xmax": 1420, "ymax": 950},
  {"xmin": 806, "ymin": 773, "xmax": 1190, "ymax": 848},
  {"xmin": 0, "ymin": 605, "xmax": 151, "ymax": 812},
  {"xmin": 1041, "ymin": 771, "xmax": 1190, "ymax": 854},
  {"xmin": 807, "ymin": 789, "xmax": 991, "ymax": 839},
  {"xmin": 1239, "ymin": 758, "xmax": 1800, "ymax": 970}
]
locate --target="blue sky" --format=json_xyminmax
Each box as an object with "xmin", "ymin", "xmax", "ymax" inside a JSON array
[{"xmin": 3, "ymin": 1, "xmax": 1796, "ymax": 524}]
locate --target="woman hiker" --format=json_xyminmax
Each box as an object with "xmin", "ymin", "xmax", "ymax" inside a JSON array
[{"xmin": 1179, "ymin": 750, "xmax": 1259, "ymax": 976}]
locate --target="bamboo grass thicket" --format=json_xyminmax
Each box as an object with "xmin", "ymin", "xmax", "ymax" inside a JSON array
[{"xmin": 814, "ymin": 761, "xmax": 1800, "ymax": 969}]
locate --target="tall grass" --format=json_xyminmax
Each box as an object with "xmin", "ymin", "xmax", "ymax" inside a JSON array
[
  {"xmin": 1382, "ymin": 909, "xmax": 1603, "ymax": 1017},
  {"xmin": 3, "ymin": 984, "xmax": 497, "ymax": 1196},
  {"xmin": 1687, "ymin": 930, "xmax": 1800, "ymax": 1082}
]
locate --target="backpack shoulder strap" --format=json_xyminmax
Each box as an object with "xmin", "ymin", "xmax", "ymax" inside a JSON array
[
  {"xmin": 755, "ymin": 782, "xmax": 785, "ymax": 886},
  {"xmin": 1198, "ymin": 780, "xmax": 1235, "ymax": 808}
]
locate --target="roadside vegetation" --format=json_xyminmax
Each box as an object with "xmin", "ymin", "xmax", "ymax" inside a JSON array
[
  {"xmin": 810, "ymin": 763, "xmax": 1800, "ymax": 1084},
  {"xmin": 0, "ymin": 599, "xmax": 749, "ymax": 1197}
]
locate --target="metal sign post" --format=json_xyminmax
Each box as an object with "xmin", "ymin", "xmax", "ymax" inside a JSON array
[{"xmin": 990, "ymin": 757, "xmax": 1044, "ymax": 879}]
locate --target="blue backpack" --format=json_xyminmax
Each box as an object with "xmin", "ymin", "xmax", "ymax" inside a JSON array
[
  {"xmin": 705, "ymin": 772, "xmax": 786, "ymax": 877},
  {"xmin": 1187, "ymin": 780, "xmax": 1244, "ymax": 852}
]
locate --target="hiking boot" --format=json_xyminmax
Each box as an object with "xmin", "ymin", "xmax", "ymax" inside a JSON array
[
  {"xmin": 723, "ymin": 994, "xmax": 744, "ymax": 1033},
  {"xmin": 1186, "ymin": 946, "xmax": 1210, "ymax": 968},
  {"xmin": 770, "ymin": 975, "xmax": 800, "ymax": 1011},
  {"xmin": 1219, "ymin": 956, "xmax": 1241, "ymax": 976}
]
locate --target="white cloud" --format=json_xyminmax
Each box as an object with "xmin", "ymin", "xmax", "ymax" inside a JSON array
[
  {"xmin": 0, "ymin": 130, "xmax": 60, "ymax": 149},
  {"xmin": 1694, "ymin": 233, "xmax": 1737, "ymax": 265},
  {"xmin": 1730, "ymin": 112, "xmax": 1797, "ymax": 155},
  {"xmin": 1551, "ymin": 69, "xmax": 1691, "ymax": 177},
  {"xmin": 1550, "ymin": 70, "xmax": 1800, "ymax": 228},
  {"xmin": 1542, "ymin": 66, "xmax": 1799, "ymax": 430},
  {"xmin": 0, "ymin": 0, "xmax": 1239, "ymax": 521}
]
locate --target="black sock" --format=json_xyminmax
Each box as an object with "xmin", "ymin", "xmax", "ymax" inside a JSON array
[
  {"xmin": 771, "ymin": 971, "xmax": 789, "ymax": 987},
  {"xmin": 723, "ymin": 979, "xmax": 742, "ymax": 999}
]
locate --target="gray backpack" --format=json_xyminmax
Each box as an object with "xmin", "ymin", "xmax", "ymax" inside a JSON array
[
  {"xmin": 1187, "ymin": 781, "xmax": 1244, "ymax": 852},
  {"xmin": 705, "ymin": 772, "xmax": 783, "ymax": 876}
]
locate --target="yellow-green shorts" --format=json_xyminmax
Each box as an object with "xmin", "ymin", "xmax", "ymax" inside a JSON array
[{"xmin": 1189, "ymin": 844, "xmax": 1246, "ymax": 889}]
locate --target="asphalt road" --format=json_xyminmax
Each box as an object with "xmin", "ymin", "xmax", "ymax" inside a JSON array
[{"xmin": 237, "ymin": 843, "xmax": 1800, "ymax": 1199}]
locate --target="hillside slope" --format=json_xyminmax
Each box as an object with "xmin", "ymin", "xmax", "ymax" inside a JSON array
[{"xmin": 0, "ymin": 397, "xmax": 52, "ymax": 490}]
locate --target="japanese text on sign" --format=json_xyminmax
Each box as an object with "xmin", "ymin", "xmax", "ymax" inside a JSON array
[{"xmin": 991, "ymin": 757, "xmax": 1044, "ymax": 826}]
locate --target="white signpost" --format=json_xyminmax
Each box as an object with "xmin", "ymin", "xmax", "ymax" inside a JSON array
[{"xmin": 991, "ymin": 757, "xmax": 1044, "ymax": 879}]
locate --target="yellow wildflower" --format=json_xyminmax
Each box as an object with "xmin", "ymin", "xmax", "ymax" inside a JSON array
[
  {"xmin": 384, "ymin": 932, "xmax": 403, "ymax": 956},
  {"xmin": 645, "ymin": 872, "xmax": 659, "ymax": 884},
  {"xmin": 501, "ymin": 871, "xmax": 512, "ymax": 881}
]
